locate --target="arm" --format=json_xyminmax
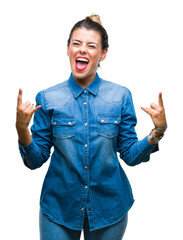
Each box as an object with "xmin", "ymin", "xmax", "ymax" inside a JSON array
[
  {"xmin": 16, "ymin": 89, "xmax": 41, "ymax": 146},
  {"xmin": 116, "ymin": 89, "xmax": 161, "ymax": 166},
  {"xmin": 16, "ymin": 89, "xmax": 53, "ymax": 169},
  {"xmin": 16, "ymin": 89, "xmax": 41, "ymax": 167}
]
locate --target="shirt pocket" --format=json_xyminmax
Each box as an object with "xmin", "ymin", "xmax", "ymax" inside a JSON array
[
  {"xmin": 97, "ymin": 115, "xmax": 121, "ymax": 138},
  {"xmin": 51, "ymin": 116, "xmax": 76, "ymax": 139}
]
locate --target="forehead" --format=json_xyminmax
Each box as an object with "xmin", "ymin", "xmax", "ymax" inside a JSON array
[{"xmin": 71, "ymin": 27, "xmax": 102, "ymax": 44}]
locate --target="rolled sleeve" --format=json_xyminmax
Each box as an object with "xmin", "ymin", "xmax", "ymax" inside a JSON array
[
  {"xmin": 18, "ymin": 139, "xmax": 41, "ymax": 169},
  {"xmin": 126, "ymin": 136, "xmax": 159, "ymax": 166}
]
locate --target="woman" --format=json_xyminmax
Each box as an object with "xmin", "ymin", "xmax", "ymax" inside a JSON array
[{"xmin": 16, "ymin": 15, "xmax": 167, "ymax": 240}]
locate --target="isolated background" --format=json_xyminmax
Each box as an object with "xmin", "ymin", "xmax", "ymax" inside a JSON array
[{"xmin": 0, "ymin": 0, "xmax": 182, "ymax": 239}]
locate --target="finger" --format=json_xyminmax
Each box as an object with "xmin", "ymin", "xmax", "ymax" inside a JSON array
[
  {"xmin": 32, "ymin": 105, "xmax": 41, "ymax": 113},
  {"xmin": 21, "ymin": 101, "xmax": 32, "ymax": 111},
  {"xmin": 150, "ymin": 102, "xmax": 160, "ymax": 111},
  {"xmin": 24, "ymin": 104, "xmax": 34, "ymax": 113},
  {"xmin": 141, "ymin": 107, "xmax": 159, "ymax": 117},
  {"xmin": 141, "ymin": 107, "xmax": 151, "ymax": 115},
  {"xmin": 17, "ymin": 88, "xmax": 23, "ymax": 107},
  {"xmin": 158, "ymin": 92, "xmax": 164, "ymax": 107}
]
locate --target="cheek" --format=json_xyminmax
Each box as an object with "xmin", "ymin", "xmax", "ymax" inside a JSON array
[
  {"xmin": 95, "ymin": 50, "xmax": 103, "ymax": 60},
  {"xmin": 93, "ymin": 54, "xmax": 102, "ymax": 64},
  {"xmin": 67, "ymin": 46, "xmax": 76, "ymax": 57}
]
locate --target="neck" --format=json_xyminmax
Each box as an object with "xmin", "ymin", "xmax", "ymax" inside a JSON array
[{"xmin": 73, "ymin": 73, "xmax": 96, "ymax": 88}]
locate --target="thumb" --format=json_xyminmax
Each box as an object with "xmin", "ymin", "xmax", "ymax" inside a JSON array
[{"xmin": 32, "ymin": 105, "xmax": 41, "ymax": 113}]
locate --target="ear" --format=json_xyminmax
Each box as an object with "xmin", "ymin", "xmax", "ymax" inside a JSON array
[
  {"xmin": 100, "ymin": 48, "xmax": 108, "ymax": 61},
  {"xmin": 67, "ymin": 44, "xmax": 69, "ymax": 56}
]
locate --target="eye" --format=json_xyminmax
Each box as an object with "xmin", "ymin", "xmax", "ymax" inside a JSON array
[
  {"xmin": 88, "ymin": 45, "xmax": 96, "ymax": 49},
  {"xmin": 73, "ymin": 42, "xmax": 80, "ymax": 46}
]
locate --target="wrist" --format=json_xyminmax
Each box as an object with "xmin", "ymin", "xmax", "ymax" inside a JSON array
[
  {"xmin": 16, "ymin": 125, "xmax": 32, "ymax": 146},
  {"xmin": 16, "ymin": 122, "xmax": 28, "ymax": 132},
  {"xmin": 148, "ymin": 128, "xmax": 165, "ymax": 145},
  {"xmin": 151, "ymin": 124, "xmax": 167, "ymax": 139},
  {"xmin": 155, "ymin": 125, "xmax": 167, "ymax": 131},
  {"xmin": 153, "ymin": 128, "xmax": 165, "ymax": 139}
]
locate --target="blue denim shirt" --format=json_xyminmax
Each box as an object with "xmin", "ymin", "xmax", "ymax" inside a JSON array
[{"xmin": 19, "ymin": 73, "xmax": 158, "ymax": 231}]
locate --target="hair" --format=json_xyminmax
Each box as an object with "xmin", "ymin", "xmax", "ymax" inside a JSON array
[{"xmin": 67, "ymin": 14, "xmax": 109, "ymax": 51}]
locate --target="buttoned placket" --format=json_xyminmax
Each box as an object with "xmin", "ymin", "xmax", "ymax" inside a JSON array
[
  {"xmin": 77, "ymin": 89, "xmax": 94, "ymax": 229},
  {"xmin": 83, "ymin": 90, "xmax": 89, "ymax": 193}
]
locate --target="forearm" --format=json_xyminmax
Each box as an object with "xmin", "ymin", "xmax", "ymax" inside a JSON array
[
  {"xmin": 18, "ymin": 137, "xmax": 52, "ymax": 169},
  {"xmin": 16, "ymin": 125, "xmax": 32, "ymax": 146},
  {"xmin": 122, "ymin": 136, "xmax": 159, "ymax": 166},
  {"xmin": 16, "ymin": 89, "xmax": 52, "ymax": 169},
  {"xmin": 16, "ymin": 126, "xmax": 32, "ymax": 167},
  {"xmin": 127, "ymin": 129, "xmax": 165, "ymax": 165},
  {"xmin": 16, "ymin": 88, "xmax": 41, "ymax": 146}
]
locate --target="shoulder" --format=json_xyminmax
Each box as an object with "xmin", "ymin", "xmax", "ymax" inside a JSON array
[
  {"xmin": 36, "ymin": 80, "xmax": 72, "ymax": 110},
  {"xmin": 99, "ymin": 78, "xmax": 132, "ymax": 102}
]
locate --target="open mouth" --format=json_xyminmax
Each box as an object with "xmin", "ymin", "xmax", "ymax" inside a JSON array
[{"xmin": 75, "ymin": 57, "xmax": 89, "ymax": 71}]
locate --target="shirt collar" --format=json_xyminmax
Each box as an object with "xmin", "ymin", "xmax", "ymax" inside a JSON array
[{"xmin": 68, "ymin": 73, "xmax": 101, "ymax": 99}]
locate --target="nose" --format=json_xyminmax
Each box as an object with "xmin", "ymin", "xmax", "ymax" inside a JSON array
[{"xmin": 79, "ymin": 44, "xmax": 87, "ymax": 54}]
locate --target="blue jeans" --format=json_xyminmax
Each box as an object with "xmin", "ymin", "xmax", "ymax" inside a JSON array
[{"xmin": 39, "ymin": 209, "xmax": 128, "ymax": 240}]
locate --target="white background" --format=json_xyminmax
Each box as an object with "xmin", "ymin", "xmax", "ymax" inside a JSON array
[{"xmin": 0, "ymin": 0, "xmax": 183, "ymax": 239}]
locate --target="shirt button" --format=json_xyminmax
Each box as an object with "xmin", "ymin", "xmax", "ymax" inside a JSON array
[
  {"xmin": 54, "ymin": 122, "xmax": 57, "ymax": 125},
  {"xmin": 85, "ymin": 123, "xmax": 88, "ymax": 126},
  {"xmin": 84, "ymin": 102, "xmax": 87, "ymax": 105},
  {"xmin": 81, "ymin": 208, "xmax": 84, "ymax": 211},
  {"xmin": 85, "ymin": 185, "xmax": 88, "ymax": 189},
  {"xmin": 85, "ymin": 144, "xmax": 88, "ymax": 148},
  {"xmin": 85, "ymin": 166, "xmax": 88, "ymax": 170},
  {"xmin": 101, "ymin": 120, "xmax": 104, "ymax": 123},
  {"xmin": 114, "ymin": 120, "xmax": 117, "ymax": 123},
  {"xmin": 84, "ymin": 90, "xmax": 87, "ymax": 93},
  {"xmin": 68, "ymin": 122, "xmax": 72, "ymax": 125}
]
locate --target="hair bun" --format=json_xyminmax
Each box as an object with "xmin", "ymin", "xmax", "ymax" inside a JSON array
[{"xmin": 86, "ymin": 14, "xmax": 102, "ymax": 25}]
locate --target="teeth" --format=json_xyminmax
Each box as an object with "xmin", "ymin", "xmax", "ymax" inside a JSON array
[{"xmin": 76, "ymin": 58, "xmax": 89, "ymax": 63}]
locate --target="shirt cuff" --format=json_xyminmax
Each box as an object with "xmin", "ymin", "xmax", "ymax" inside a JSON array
[
  {"xmin": 138, "ymin": 136, "xmax": 159, "ymax": 155},
  {"xmin": 18, "ymin": 139, "xmax": 38, "ymax": 167}
]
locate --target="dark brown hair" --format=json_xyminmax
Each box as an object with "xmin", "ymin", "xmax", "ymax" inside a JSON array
[{"xmin": 67, "ymin": 15, "xmax": 109, "ymax": 51}]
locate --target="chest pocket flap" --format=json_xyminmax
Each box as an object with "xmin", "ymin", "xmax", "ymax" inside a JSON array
[
  {"xmin": 97, "ymin": 115, "xmax": 121, "ymax": 138},
  {"xmin": 51, "ymin": 116, "xmax": 76, "ymax": 139}
]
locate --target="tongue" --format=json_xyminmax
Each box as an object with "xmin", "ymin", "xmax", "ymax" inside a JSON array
[{"xmin": 76, "ymin": 61, "xmax": 88, "ymax": 70}]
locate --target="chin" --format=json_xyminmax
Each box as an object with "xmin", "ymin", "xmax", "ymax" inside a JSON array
[
  {"xmin": 73, "ymin": 72, "xmax": 86, "ymax": 80},
  {"xmin": 73, "ymin": 70, "xmax": 92, "ymax": 80}
]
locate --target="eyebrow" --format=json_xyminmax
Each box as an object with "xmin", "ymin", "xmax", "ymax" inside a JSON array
[
  {"xmin": 72, "ymin": 39, "xmax": 81, "ymax": 43},
  {"xmin": 88, "ymin": 42, "xmax": 99, "ymax": 46},
  {"xmin": 72, "ymin": 39, "xmax": 99, "ymax": 46}
]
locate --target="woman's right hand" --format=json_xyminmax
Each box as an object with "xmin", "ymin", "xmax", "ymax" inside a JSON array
[
  {"xmin": 16, "ymin": 89, "xmax": 41, "ymax": 146},
  {"xmin": 16, "ymin": 89, "xmax": 41, "ymax": 130}
]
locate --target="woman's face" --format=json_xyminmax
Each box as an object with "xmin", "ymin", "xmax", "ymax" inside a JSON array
[{"xmin": 67, "ymin": 27, "xmax": 108, "ymax": 85}]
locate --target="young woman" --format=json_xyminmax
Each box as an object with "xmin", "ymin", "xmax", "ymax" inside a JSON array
[{"xmin": 16, "ymin": 15, "xmax": 167, "ymax": 240}]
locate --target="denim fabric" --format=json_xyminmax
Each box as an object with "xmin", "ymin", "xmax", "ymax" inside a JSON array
[
  {"xmin": 39, "ymin": 209, "xmax": 128, "ymax": 240},
  {"xmin": 19, "ymin": 73, "xmax": 158, "ymax": 231}
]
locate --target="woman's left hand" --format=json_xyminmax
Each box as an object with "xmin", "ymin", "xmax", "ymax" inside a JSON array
[{"xmin": 141, "ymin": 92, "xmax": 167, "ymax": 133}]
